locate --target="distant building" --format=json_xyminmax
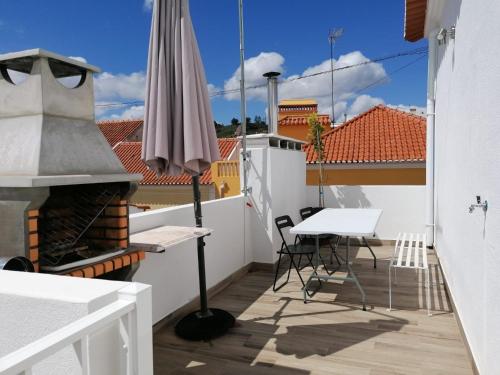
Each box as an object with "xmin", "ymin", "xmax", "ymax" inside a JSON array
[
  {"xmin": 97, "ymin": 119, "xmax": 143, "ymax": 147},
  {"xmin": 97, "ymin": 119, "xmax": 240, "ymax": 208},
  {"xmin": 304, "ymin": 105, "xmax": 426, "ymax": 185},
  {"xmin": 277, "ymin": 99, "xmax": 331, "ymax": 141}
]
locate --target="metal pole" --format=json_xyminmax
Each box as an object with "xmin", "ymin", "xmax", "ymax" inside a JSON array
[
  {"xmin": 192, "ymin": 174, "xmax": 209, "ymax": 316},
  {"xmin": 316, "ymin": 129, "xmax": 325, "ymax": 208},
  {"xmin": 238, "ymin": 0, "xmax": 248, "ymax": 196},
  {"xmin": 328, "ymin": 28, "xmax": 343, "ymax": 126},
  {"xmin": 330, "ymin": 36, "xmax": 335, "ymax": 125}
]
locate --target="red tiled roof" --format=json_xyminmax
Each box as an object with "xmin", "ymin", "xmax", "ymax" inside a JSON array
[
  {"xmin": 404, "ymin": 0, "xmax": 427, "ymax": 42},
  {"xmin": 304, "ymin": 105, "xmax": 426, "ymax": 164},
  {"xmin": 97, "ymin": 119, "xmax": 143, "ymax": 147},
  {"xmin": 113, "ymin": 138, "xmax": 239, "ymax": 185},
  {"xmin": 279, "ymin": 114, "xmax": 331, "ymax": 127}
]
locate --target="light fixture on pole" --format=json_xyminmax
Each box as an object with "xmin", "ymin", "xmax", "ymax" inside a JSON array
[{"xmin": 328, "ymin": 28, "xmax": 343, "ymax": 126}]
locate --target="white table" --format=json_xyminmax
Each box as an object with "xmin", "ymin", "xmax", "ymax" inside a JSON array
[{"xmin": 290, "ymin": 208, "xmax": 382, "ymax": 309}]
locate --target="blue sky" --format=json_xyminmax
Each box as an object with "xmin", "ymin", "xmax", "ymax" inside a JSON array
[{"xmin": 0, "ymin": 0, "xmax": 427, "ymax": 123}]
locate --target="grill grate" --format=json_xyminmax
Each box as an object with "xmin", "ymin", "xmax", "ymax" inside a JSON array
[{"xmin": 39, "ymin": 184, "xmax": 121, "ymax": 266}]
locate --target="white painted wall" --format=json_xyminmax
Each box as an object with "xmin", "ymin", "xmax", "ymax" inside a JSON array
[
  {"xmin": 0, "ymin": 271, "xmax": 151, "ymax": 374},
  {"xmin": 429, "ymin": 1, "xmax": 500, "ymax": 373},
  {"xmin": 130, "ymin": 195, "xmax": 246, "ymax": 324},
  {"xmin": 244, "ymin": 137, "xmax": 307, "ymax": 264},
  {"xmin": 306, "ymin": 185, "xmax": 425, "ymax": 240}
]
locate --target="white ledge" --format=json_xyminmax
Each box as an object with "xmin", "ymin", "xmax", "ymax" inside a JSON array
[{"xmin": 0, "ymin": 173, "xmax": 142, "ymax": 187}]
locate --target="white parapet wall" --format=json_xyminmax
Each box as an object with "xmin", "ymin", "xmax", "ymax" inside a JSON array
[
  {"xmin": 130, "ymin": 195, "xmax": 246, "ymax": 324},
  {"xmin": 244, "ymin": 134, "xmax": 307, "ymax": 264},
  {"xmin": 306, "ymin": 185, "xmax": 425, "ymax": 240},
  {"xmin": 0, "ymin": 271, "xmax": 152, "ymax": 375}
]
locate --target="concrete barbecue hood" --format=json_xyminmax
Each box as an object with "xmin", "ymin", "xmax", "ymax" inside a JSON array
[{"xmin": 0, "ymin": 49, "xmax": 141, "ymax": 186}]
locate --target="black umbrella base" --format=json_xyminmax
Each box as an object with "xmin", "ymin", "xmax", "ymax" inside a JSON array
[{"xmin": 175, "ymin": 308, "xmax": 235, "ymax": 341}]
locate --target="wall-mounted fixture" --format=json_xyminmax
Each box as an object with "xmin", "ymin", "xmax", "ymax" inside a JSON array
[
  {"xmin": 437, "ymin": 28, "xmax": 447, "ymax": 45},
  {"xmin": 469, "ymin": 196, "xmax": 488, "ymax": 213},
  {"xmin": 437, "ymin": 26, "xmax": 456, "ymax": 45}
]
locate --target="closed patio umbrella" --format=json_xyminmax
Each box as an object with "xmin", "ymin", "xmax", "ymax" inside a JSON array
[{"xmin": 142, "ymin": 0, "xmax": 234, "ymax": 341}]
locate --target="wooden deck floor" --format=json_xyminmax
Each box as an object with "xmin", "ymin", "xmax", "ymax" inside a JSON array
[{"xmin": 154, "ymin": 245, "xmax": 473, "ymax": 375}]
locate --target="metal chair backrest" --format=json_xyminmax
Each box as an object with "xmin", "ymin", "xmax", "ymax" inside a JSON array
[
  {"xmin": 275, "ymin": 215, "xmax": 294, "ymax": 248},
  {"xmin": 300, "ymin": 207, "xmax": 324, "ymax": 220},
  {"xmin": 299, "ymin": 207, "xmax": 314, "ymax": 220}
]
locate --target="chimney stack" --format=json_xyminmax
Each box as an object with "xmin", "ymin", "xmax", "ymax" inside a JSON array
[{"xmin": 263, "ymin": 72, "xmax": 280, "ymax": 134}]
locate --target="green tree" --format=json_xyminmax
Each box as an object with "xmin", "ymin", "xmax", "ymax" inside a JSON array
[
  {"xmin": 307, "ymin": 113, "xmax": 325, "ymax": 207},
  {"xmin": 230, "ymin": 117, "xmax": 240, "ymax": 126}
]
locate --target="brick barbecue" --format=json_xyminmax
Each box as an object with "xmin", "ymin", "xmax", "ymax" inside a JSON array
[{"xmin": 0, "ymin": 49, "xmax": 144, "ymax": 280}]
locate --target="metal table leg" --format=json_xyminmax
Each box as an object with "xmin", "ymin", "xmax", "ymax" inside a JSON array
[
  {"xmin": 303, "ymin": 236, "xmax": 366, "ymax": 310},
  {"xmin": 303, "ymin": 236, "xmax": 321, "ymax": 303},
  {"xmin": 346, "ymin": 236, "xmax": 366, "ymax": 310},
  {"xmin": 362, "ymin": 236, "xmax": 377, "ymax": 268}
]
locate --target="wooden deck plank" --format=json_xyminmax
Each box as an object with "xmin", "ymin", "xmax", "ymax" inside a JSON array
[{"xmin": 154, "ymin": 245, "xmax": 473, "ymax": 374}]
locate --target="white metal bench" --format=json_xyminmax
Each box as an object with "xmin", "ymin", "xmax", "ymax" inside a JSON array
[{"xmin": 388, "ymin": 233, "xmax": 431, "ymax": 316}]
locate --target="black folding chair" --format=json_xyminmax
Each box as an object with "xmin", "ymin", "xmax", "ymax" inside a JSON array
[
  {"xmin": 273, "ymin": 215, "xmax": 330, "ymax": 294},
  {"xmin": 299, "ymin": 207, "xmax": 342, "ymax": 266}
]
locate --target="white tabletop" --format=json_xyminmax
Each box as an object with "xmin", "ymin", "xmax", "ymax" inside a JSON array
[
  {"xmin": 290, "ymin": 208, "xmax": 382, "ymax": 237},
  {"xmin": 130, "ymin": 225, "xmax": 213, "ymax": 252}
]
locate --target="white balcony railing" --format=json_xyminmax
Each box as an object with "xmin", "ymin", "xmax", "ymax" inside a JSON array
[{"xmin": 0, "ymin": 283, "xmax": 153, "ymax": 375}]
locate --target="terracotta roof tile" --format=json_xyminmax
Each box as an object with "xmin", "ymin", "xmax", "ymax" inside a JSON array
[
  {"xmin": 113, "ymin": 138, "xmax": 239, "ymax": 185},
  {"xmin": 279, "ymin": 114, "xmax": 331, "ymax": 127},
  {"xmin": 304, "ymin": 105, "xmax": 426, "ymax": 164},
  {"xmin": 97, "ymin": 119, "xmax": 143, "ymax": 147}
]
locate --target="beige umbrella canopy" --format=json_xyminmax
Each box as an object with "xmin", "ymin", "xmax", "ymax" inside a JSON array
[
  {"xmin": 142, "ymin": 0, "xmax": 233, "ymax": 341},
  {"xmin": 142, "ymin": 0, "xmax": 220, "ymax": 176}
]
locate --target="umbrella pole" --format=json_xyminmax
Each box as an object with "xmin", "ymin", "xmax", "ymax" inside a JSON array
[
  {"xmin": 174, "ymin": 174, "xmax": 235, "ymax": 341},
  {"xmin": 192, "ymin": 174, "xmax": 209, "ymax": 316}
]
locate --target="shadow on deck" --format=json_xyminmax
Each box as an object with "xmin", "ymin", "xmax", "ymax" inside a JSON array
[{"xmin": 154, "ymin": 245, "xmax": 472, "ymax": 375}]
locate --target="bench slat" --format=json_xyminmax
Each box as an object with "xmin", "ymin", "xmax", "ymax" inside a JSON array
[{"xmin": 397, "ymin": 233, "xmax": 406, "ymax": 267}]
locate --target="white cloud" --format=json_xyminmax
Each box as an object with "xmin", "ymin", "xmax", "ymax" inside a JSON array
[
  {"xmin": 94, "ymin": 71, "xmax": 146, "ymax": 102},
  {"xmin": 222, "ymin": 50, "xmax": 387, "ymax": 120},
  {"xmin": 94, "ymin": 70, "xmax": 220, "ymax": 118},
  {"xmin": 207, "ymin": 83, "xmax": 221, "ymax": 97},
  {"xmin": 111, "ymin": 105, "xmax": 145, "ymax": 119},
  {"xmin": 348, "ymin": 94, "xmax": 385, "ymax": 116},
  {"xmin": 223, "ymin": 52, "xmax": 285, "ymax": 101},
  {"xmin": 144, "ymin": 0, "xmax": 153, "ymax": 10},
  {"xmin": 388, "ymin": 104, "xmax": 426, "ymax": 116}
]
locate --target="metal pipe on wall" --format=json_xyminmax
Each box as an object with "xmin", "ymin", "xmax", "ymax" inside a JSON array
[{"xmin": 426, "ymin": 29, "xmax": 438, "ymax": 248}]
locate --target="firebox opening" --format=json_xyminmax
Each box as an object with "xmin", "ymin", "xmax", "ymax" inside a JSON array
[{"xmin": 37, "ymin": 182, "xmax": 131, "ymax": 273}]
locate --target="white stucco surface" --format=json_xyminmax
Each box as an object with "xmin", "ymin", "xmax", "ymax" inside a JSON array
[
  {"xmin": 306, "ymin": 185, "xmax": 425, "ymax": 240},
  {"xmin": 0, "ymin": 271, "xmax": 145, "ymax": 374},
  {"xmin": 244, "ymin": 141, "xmax": 307, "ymax": 264},
  {"xmin": 130, "ymin": 195, "xmax": 246, "ymax": 324},
  {"xmin": 430, "ymin": 1, "xmax": 500, "ymax": 373}
]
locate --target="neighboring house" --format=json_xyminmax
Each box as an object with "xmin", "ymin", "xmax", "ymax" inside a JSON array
[
  {"xmin": 404, "ymin": 0, "xmax": 500, "ymax": 373},
  {"xmin": 97, "ymin": 119, "xmax": 240, "ymax": 208},
  {"xmin": 97, "ymin": 119, "xmax": 143, "ymax": 147},
  {"xmin": 277, "ymin": 99, "xmax": 331, "ymax": 141},
  {"xmin": 304, "ymin": 105, "xmax": 426, "ymax": 185}
]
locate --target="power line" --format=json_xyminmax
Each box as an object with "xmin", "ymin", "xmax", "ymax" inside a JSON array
[
  {"xmin": 353, "ymin": 53, "xmax": 428, "ymax": 95},
  {"xmin": 96, "ymin": 47, "xmax": 428, "ymax": 108}
]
